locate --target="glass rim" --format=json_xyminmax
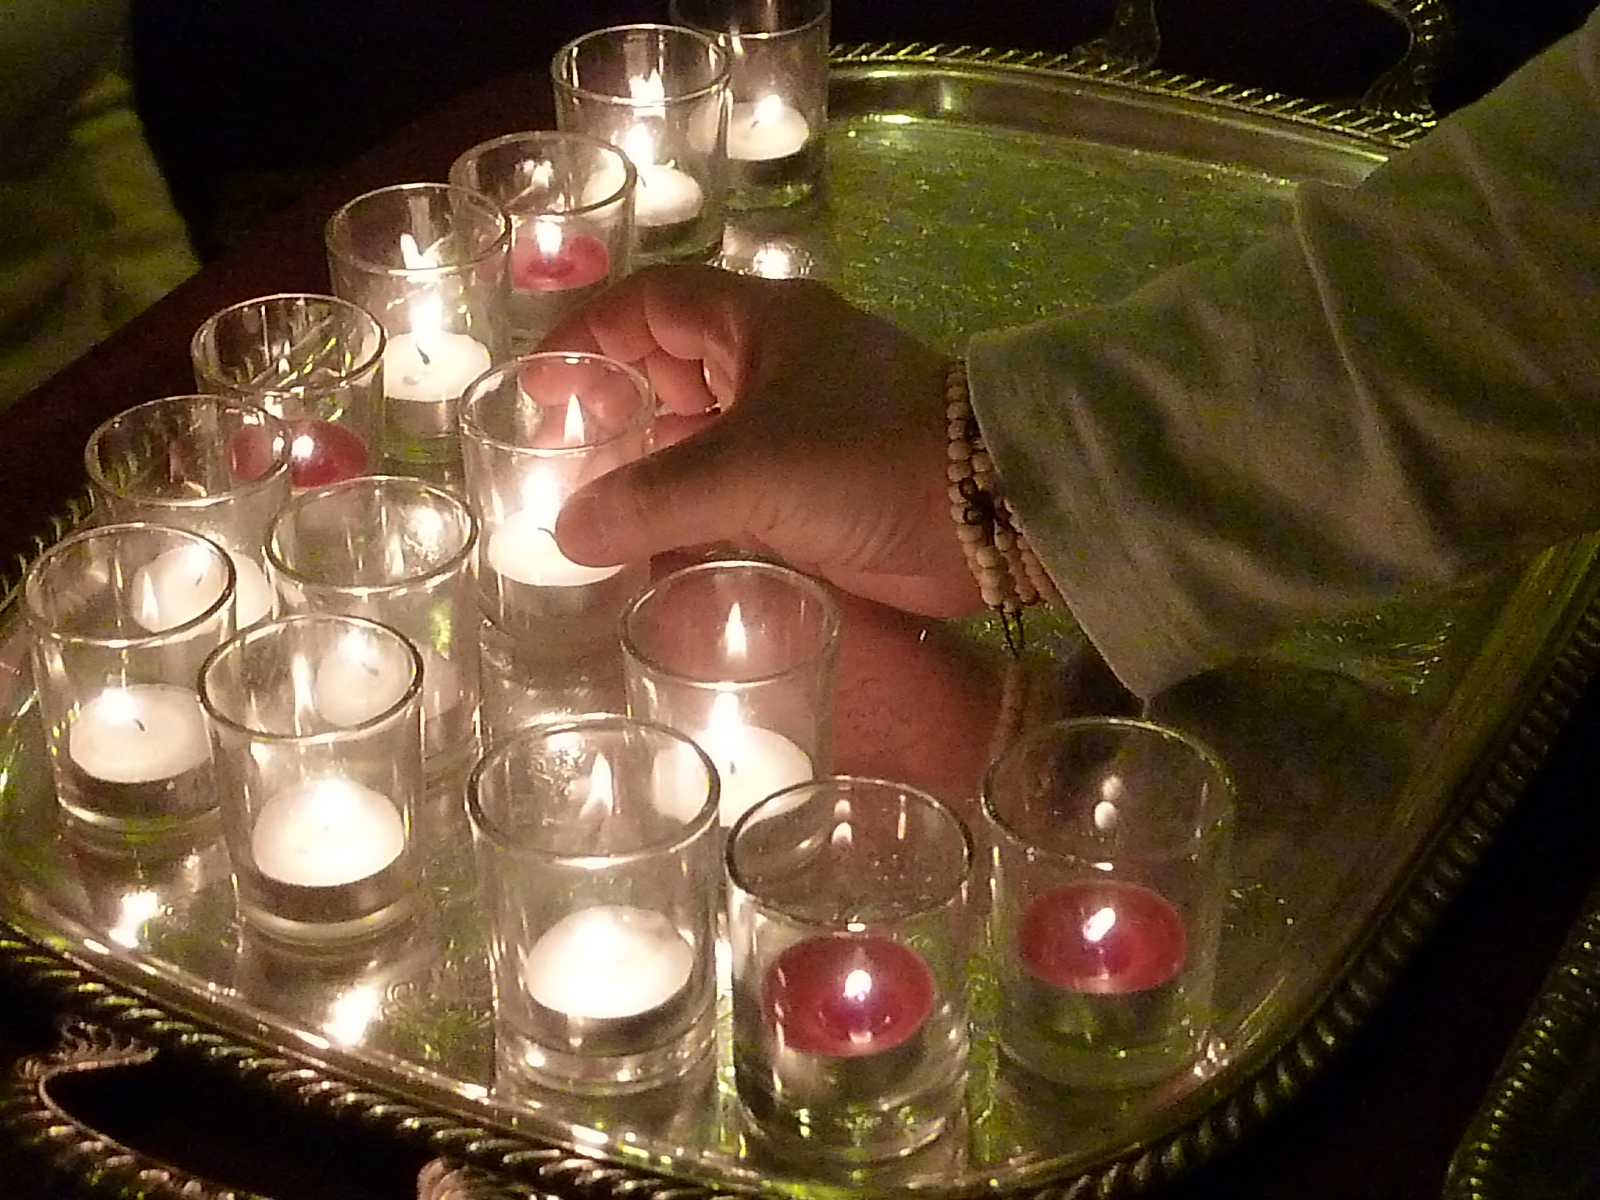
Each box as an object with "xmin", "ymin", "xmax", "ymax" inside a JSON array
[
  {"xmin": 465, "ymin": 714, "xmax": 722, "ymax": 861},
  {"xmin": 458, "ymin": 352, "xmax": 656, "ymax": 456},
  {"xmin": 324, "ymin": 182, "xmax": 513, "ymax": 280},
  {"xmin": 189, "ymin": 292, "xmax": 388, "ymax": 396},
  {"xmin": 668, "ymin": 0, "xmax": 831, "ymax": 42},
  {"xmin": 448, "ymin": 131, "xmax": 640, "ymax": 219},
  {"xmin": 619, "ymin": 557, "xmax": 842, "ymax": 689},
  {"xmin": 198, "ymin": 613, "xmax": 424, "ymax": 742},
  {"xmin": 724, "ymin": 774, "xmax": 975, "ymax": 918},
  {"xmin": 551, "ymin": 23, "xmax": 732, "ymax": 108},
  {"xmin": 978, "ymin": 716, "xmax": 1235, "ymax": 861},
  {"xmin": 22, "ymin": 522, "xmax": 238, "ymax": 648},
  {"xmin": 83, "ymin": 395, "xmax": 293, "ymax": 510},
  {"xmin": 265, "ymin": 475, "xmax": 479, "ymax": 592}
]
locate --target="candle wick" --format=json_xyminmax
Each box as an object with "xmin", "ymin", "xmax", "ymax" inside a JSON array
[
  {"xmin": 133, "ymin": 718, "xmax": 146, "ymax": 733},
  {"xmin": 416, "ymin": 344, "xmax": 432, "ymax": 367}
]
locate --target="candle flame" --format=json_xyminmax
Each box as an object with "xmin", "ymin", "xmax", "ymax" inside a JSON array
[
  {"xmin": 533, "ymin": 216, "xmax": 565, "ymax": 259},
  {"xmin": 707, "ymin": 689, "xmax": 744, "ymax": 745},
  {"xmin": 628, "ymin": 69, "xmax": 667, "ymax": 107},
  {"xmin": 521, "ymin": 468, "xmax": 564, "ymax": 531},
  {"xmin": 753, "ymin": 94, "xmax": 785, "ymax": 126},
  {"xmin": 1083, "ymin": 906, "xmax": 1118, "ymax": 945},
  {"xmin": 722, "ymin": 603, "xmax": 748, "ymax": 660},
  {"xmin": 399, "ymin": 231, "xmax": 433, "ymax": 270},
  {"xmin": 109, "ymin": 889, "xmax": 162, "ymax": 950},
  {"xmin": 622, "ymin": 124, "xmax": 661, "ymax": 171},
  {"xmin": 562, "ymin": 394, "xmax": 586, "ymax": 445},
  {"xmin": 324, "ymin": 984, "xmax": 383, "ymax": 1046},
  {"xmin": 95, "ymin": 687, "xmax": 140, "ymax": 726},
  {"xmin": 584, "ymin": 754, "xmax": 615, "ymax": 817},
  {"xmin": 842, "ymin": 967, "xmax": 873, "ymax": 1002}
]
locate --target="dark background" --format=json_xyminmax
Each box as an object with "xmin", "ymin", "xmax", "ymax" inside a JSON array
[{"xmin": 130, "ymin": 0, "xmax": 1599, "ymax": 260}]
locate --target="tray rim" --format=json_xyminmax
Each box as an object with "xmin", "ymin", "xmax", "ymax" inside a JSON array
[{"xmin": 4, "ymin": 43, "xmax": 1593, "ymax": 1200}]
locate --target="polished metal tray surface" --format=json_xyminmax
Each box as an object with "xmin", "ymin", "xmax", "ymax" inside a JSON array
[{"xmin": 5, "ymin": 44, "xmax": 1600, "ymax": 1200}]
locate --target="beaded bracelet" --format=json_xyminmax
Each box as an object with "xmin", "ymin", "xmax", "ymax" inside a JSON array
[{"xmin": 945, "ymin": 359, "xmax": 1062, "ymax": 654}]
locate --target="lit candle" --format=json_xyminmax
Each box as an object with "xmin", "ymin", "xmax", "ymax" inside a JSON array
[
  {"xmin": 726, "ymin": 94, "xmax": 810, "ymax": 162},
  {"xmin": 68, "ymin": 685, "xmax": 212, "ymax": 783},
  {"xmin": 1016, "ymin": 879, "xmax": 1187, "ymax": 994},
  {"xmin": 521, "ymin": 904, "xmax": 695, "ymax": 1019},
  {"xmin": 694, "ymin": 690, "xmax": 812, "ymax": 826},
  {"xmin": 383, "ymin": 235, "xmax": 493, "ymax": 406},
  {"xmin": 512, "ymin": 218, "xmax": 611, "ymax": 292},
  {"xmin": 764, "ymin": 933, "xmax": 935, "ymax": 1057},
  {"xmin": 621, "ymin": 79, "xmax": 705, "ymax": 229},
  {"xmin": 285, "ymin": 418, "xmax": 369, "ymax": 489},
  {"xmin": 250, "ymin": 777, "xmax": 407, "ymax": 888},
  {"xmin": 132, "ymin": 542, "xmax": 231, "ymax": 633},
  {"xmin": 312, "ymin": 629, "xmax": 413, "ymax": 728}
]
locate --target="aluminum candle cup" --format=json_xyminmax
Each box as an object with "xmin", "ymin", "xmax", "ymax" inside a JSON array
[
  {"xmin": 190, "ymin": 293, "xmax": 385, "ymax": 489},
  {"xmin": 669, "ymin": 0, "xmax": 829, "ymax": 210},
  {"xmin": 448, "ymin": 131, "xmax": 636, "ymax": 353},
  {"xmin": 266, "ymin": 476, "xmax": 480, "ymax": 771},
  {"xmin": 725, "ymin": 778, "xmax": 974, "ymax": 1162},
  {"xmin": 621, "ymin": 559, "xmax": 839, "ymax": 829},
  {"xmin": 459, "ymin": 353, "xmax": 654, "ymax": 660},
  {"xmin": 84, "ymin": 395, "xmax": 292, "ymax": 632},
  {"xmin": 23, "ymin": 524, "xmax": 237, "ymax": 836},
  {"xmin": 551, "ymin": 24, "xmax": 729, "ymax": 264},
  {"xmin": 981, "ymin": 717, "xmax": 1234, "ymax": 1090},
  {"xmin": 200, "ymin": 614, "xmax": 424, "ymax": 946},
  {"xmin": 466, "ymin": 716, "xmax": 721, "ymax": 1094},
  {"xmin": 324, "ymin": 182, "xmax": 511, "ymax": 468}
]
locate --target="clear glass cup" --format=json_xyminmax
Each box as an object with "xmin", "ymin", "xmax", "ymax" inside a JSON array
[
  {"xmin": 981, "ymin": 717, "xmax": 1235, "ymax": 1089},
  {"xmin": 24, "ymin": 523, "xmax": 238, "ymax": 838},
  {"xmin": 551, "ymin": 24, "xmax": 730, "ymax": 264},
  {"xmin": 189, "ymin": 292, "xmax": 385, "ymax": 488},
  {"xmin": 324, "ymin": 182, "xmax": 511, "ymax": 468},
  {"xmin": 621, "ymin": 558, "xmax": 840, "ymax": 828},
  {"xmin": 725, "ymin": 776, "xmax": 974, "ymax": 1161},
  {"xmin": 200, "ymin": 614, "xmax": 424, "ymax": 946},
  {"xmin": 265, "ymin": 475, "xmax": 480, "ymax": 771},
  {"xmin": 83, "ymin": 394, "xmax": 292, "ymax": 630},
  {"xmin": 458, "ymin": 352, "xmax": 654, "ymax": 663},
  {"xmin": 449, "ymin": 131, "xmax": 637, "ymax": 353},
  {"xmin": 466, "ymin": 715, "xmax": 721, "ymax": 1094},
  {"xmin": 669, "ymin": 0, "xmax": 829, "ymax": 209}
]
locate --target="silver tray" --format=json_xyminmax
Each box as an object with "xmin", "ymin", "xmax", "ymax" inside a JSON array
[{"xmin": 7, "ymin": 36, "xmax": 1600, "ymax": 1200}]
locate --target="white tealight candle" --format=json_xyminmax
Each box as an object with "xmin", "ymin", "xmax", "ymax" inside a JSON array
[
  {"xmin": 521, "ymin": 905, "xmax": 694, "ymax": 1020},
  {"xmin": 250, "ymin": 777, "xmax": 407, "ymax": 888},
  {"xmin": 312, "ymin": 632, "xmax": 413, "ymax": 728},
  {"xmin": 487, "ymin": 508, "xmax": 623, "ymax": 589},
  {"xmin": 132, "ymin": 543, "xmax": 230, "ymax": 632},
  {"xmin": 69, "ymin": 685, "xmax": 212, "ymax": 783},
  {"xmin": 652, "ymin": 693, "xmax": 813, "ymax": 827},
  {"xmin": 726, "ymin": 95, "xmax": 810, "ymax": 161},
  {"xmin": 384, "ymin": 328, "xmax": 493, "ymax": 405},
  {"xmin": 634, "ymin": 164, "xmax": 705, "ymax": 228}
]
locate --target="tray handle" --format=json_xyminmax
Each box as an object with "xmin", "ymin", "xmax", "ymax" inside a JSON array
[{"xmin": 1084, "ymin": 0, "xmax": 1451, "ymax": 124}]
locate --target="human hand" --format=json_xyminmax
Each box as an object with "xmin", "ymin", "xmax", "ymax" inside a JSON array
[{"xmin": 543, "ymin": 264, "xmax": 984, "ymax": 618}]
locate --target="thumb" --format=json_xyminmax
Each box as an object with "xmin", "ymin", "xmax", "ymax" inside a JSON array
[{"xmin": 553, "ymin": 432, "xmax": 746, "ymax": 566}]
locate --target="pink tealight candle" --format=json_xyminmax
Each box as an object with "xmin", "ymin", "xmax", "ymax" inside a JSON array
[
  {"xmin": 763, "ymin": 934, "xmax": 935, "ymax": 1058},
  {"xmin": 510, "ymin": 229, "xmax": 610, "ymax": 293},
  {"xmin": 1017, "ymin": 879, "xmax": 1187, "ymax": 995},
  {"xmin": 285, "ymin": 419, "xmax": 369, "ymax": 489}
]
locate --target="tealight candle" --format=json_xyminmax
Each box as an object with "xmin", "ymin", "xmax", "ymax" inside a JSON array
[
  {"xmin": 676, "ymin": 690, "xmax": 812, "ymax": 826},
  {"xmin": 1017, "ymin": 879, "xmax": 1187, "ymax": 994},
  {"xmin": 69, "ymin": 685, "xmax": 212, "ymax": 783},
  {"xmin": 384, "ymin": 327, "xmax": 493, "ymax": 406},
  {"xmin": 312, "ymin": 633, "xmax": 413, "ymax": 728},
  {"xmin": 251, "ymin": 777, "xmax": 407, "ymax": 888},
  {"xmin": 285, "ymin": 418, "xmax": 369, "ymax": 489},
  {"xmin": 634, "ymin": 163, "xmax": 705, "ymax": 228},
  {"xmin": 726, "ymin": 95, "xmax": 810, "ymax": 161},
  {"xmin": 522, "ymin": 904, "xmax": 695, "ymax": 1020},
  {"xmin": 764, "ymin": 933, "xmax": 935, "ymax": 1057},
  {"xmin": 512, "ymin": 219, "xmax": 611, "ymax": 292},
  {"xmin": 486, "ymin": 506, "xmax": 623, "ymax": 589},
  {"xmin": 132, "ymin": 543, "xmax": 231, "ymax": 633}
]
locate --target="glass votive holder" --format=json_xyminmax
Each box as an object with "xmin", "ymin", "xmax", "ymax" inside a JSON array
[
  {"xmin": 621, "ymin": 558, "xmax": 839, "ymax": 828},
  {"xmin": 980, "ymin": 717, "xmax": 1235, "ymax": 1090},
  {"xmin": 725, "ymin": 777, "xmax": 974, "ymax": 1162},
  {"xmin": 448, "ymin": 131, "xmax": 637, "ymax": 353},
  {"xmin": 199, "ymin": 614, "xmax": 424, "ymax": 946},
  {"xmin": 189, "ymin": 292, "xmax": 385, "ymax": 489},
  {"xmin": 551, "ymin": 24, "xmax": 730, "ymax": 264},
  {"xmin": 459, "ymin": 352, "xmax": 654, "ymax": 660},
  {"xmin": 466, "ymin": 715, "xmax": 721, "ymax": 1094},
  {"xmin": 84, "ymin": 394, "xmax": 292, "ymax": 630},
  {"xmin": 324, "ymin": 182, "xmax": 511, "ymax": 468},
  {"xmin": 265, "ymin": 475, "xmax": 480, "ymax": 772},
  {"xmin": 23, "ymin": 523, "xmax": 237, "ymax": 837},
  {"xmin": 669, "ymin": 0, "xmax": 829, "ymax": 210}
]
